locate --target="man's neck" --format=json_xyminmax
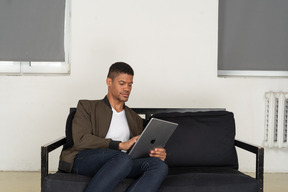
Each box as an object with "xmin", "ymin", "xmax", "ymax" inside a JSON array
[{"xmin": 106, "ymin": 94, "xmax": 124, "ymax": 112}]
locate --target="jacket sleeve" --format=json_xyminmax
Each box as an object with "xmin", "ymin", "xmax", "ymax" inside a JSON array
[{"xmin": 72, "ymin": 100, "xmax": 118, "ymax": 151}]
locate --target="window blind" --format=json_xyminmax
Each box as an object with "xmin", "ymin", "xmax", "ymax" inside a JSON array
[
  {"xmin": 218, "ymin": 0, "xmax": 288, "ymax": 76},
  {"xmin": 0, "ymin": 0, "xmax": 66, "ymax": 62}
]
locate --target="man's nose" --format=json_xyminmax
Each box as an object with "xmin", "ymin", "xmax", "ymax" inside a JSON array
[
  {"xmin": 123, "ymin": 84, "xmax": 128, "ymax": 90},
  {"xmin": 123, "ymin": 84, "xmax": 130, "ymax": 91}
]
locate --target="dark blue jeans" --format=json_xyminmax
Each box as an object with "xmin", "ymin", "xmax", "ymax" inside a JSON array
[{"xmin": 72, "ymin": 148, "xmax": 168, "ymax": 192}]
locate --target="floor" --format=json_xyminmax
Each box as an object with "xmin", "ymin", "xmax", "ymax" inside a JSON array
[{"xmin": 0, "ymin": 172, "xmax": 287, "ymax": 192}]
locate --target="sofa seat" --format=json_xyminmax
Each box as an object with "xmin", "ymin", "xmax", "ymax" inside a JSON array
[
  {"xmin": 43, "ymin": 173, "xmax": 90, "ymax": 192},
  {"xmin": 43, "ymin": 167, "xmax": 257, "ymax": 192},
  {"xmin": 161, "ymin": 167, "xmax": 258, "ymax": 192}
]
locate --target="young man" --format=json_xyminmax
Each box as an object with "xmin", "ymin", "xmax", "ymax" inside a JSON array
[{"xmin": 59, "ymin": 62, "xmax": 168, "ymax": 192}]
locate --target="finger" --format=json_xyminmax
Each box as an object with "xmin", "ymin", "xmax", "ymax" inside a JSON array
[
  {"xmin": 154, "ymin": 148, "xmax": 166, "ymax": 152},
  {"xmin": 150, "ymin": 150, "xmax": 166, "ymax": 158},
  {"xmin": 151, "ymin": 148, "xmax": 166, "ymax": 154},
  {"xmin": 150, "ymin": 152, "xmax": 166, "ymax": 161},
  {"xmin": 130, "ymin": 136, "xmax": 139, "ymax": 142}
]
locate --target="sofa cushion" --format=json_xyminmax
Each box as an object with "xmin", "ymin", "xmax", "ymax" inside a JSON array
[{"xmin": 152, "ymin": 111, "xmax": 238, "ymax": 168}]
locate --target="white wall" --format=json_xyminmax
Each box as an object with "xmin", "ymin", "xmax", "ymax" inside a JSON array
[{"xmin": 0, "ymin": 0, "xmax": 288, "ymax": 172}]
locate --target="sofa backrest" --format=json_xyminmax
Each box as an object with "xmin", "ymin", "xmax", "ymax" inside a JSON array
[
  {"xmin": 152, "ymin": 111, "xmax": 238, "ymax": 169},
  {"xmin": 63, "ymin": 109, "xmax": 76, "ymax": 150}
]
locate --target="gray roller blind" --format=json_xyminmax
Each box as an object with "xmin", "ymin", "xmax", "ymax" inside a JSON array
[
  {"xmin": 0, "ymin": 0, "xmax": 66, "ymax": 62},
  {"xmin": 218, "ymin": 0, "xmax": 288, "ymax": 74}
]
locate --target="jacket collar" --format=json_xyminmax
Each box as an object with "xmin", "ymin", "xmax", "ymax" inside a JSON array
[{"xmin": 103, "ymin": 95, "xmax": 126, "ymax": 110}]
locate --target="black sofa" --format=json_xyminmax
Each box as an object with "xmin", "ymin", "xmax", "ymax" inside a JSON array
[{"xmin": 41, "ymin": 108, "xmax": 264, "ymax": 192}]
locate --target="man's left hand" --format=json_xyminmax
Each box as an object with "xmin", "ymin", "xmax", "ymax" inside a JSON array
[{"xmin": 149, "ymin": 148, "xmax": 167, "ymax": 161}]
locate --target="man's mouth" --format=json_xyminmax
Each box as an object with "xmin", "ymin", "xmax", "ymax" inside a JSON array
[{"xmin": 121, "ymin": 92, "xmax": 129, "ymax": 98}]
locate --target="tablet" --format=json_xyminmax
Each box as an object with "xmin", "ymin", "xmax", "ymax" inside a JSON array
[{"xmin": 128, "ymin": 118, "xmax": 178, "ymax": 159}]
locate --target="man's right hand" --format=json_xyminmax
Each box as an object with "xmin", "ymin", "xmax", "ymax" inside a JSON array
[{"xmin": 119, "ymin": 135, "xmax": 139, "ymax": 151}]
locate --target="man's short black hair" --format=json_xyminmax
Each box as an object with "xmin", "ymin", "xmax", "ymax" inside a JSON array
[{"xmin": 107, "ymin": 62, "xmax": 134, "ymax": 79}]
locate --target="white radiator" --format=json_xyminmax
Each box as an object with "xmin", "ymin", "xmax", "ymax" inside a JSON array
[{"xmin": 264, "ymin": 92, "xmax": 288, "ymax": 148}]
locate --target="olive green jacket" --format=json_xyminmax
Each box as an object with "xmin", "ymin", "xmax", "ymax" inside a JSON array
[{"xmin": 58, "ymin": 96, "xmax": 143, "ymax": 172}]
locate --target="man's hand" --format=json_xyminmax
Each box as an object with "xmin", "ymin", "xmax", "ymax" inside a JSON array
[
  {"xmin": 150, "ymin": 147, "xmax": 167, "ymax": 161},
  {"xmin": 119, "ymin": 136, "xmax": 139, "ymax": 151}
]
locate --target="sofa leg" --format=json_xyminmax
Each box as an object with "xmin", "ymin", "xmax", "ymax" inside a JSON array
[
  {"xmin": 41, "ymin": 146, "xmax": 48, "ymax": 191},
  {"xmin": 256, "ymin": 148, "xmax": 264, "ymax": 192}
]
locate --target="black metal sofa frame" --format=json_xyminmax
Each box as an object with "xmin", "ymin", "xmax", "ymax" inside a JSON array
[{"xmin": 41, "ymin": 108, "xmax": 264, "ymax": 192}]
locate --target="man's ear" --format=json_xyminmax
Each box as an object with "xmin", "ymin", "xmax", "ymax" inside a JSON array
[{"xmin": 106, "ymin": 77, "xmax": 112, "ymax": 86}]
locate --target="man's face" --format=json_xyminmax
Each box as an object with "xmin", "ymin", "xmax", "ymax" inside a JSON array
[{"xmin": 107, "ymin": 73, "xmax": 133, "ymax": 103}]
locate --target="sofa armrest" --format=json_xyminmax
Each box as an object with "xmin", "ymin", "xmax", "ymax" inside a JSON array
[
  {"xmin": 235, "ymin": 139, "xmax": 264, "ymax": 192},
  {"xmin": 41, "ymin": 136, "xmax": 66, "ymax": 189}
]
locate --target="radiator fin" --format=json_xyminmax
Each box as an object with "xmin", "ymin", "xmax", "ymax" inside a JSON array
[{"xmin": 264, "ymin": 92, "xmax": 288, "ymax": 148}]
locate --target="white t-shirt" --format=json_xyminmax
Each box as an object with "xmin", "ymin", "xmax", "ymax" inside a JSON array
[{"xmin": 105, "ymin": 107, "xmax": 130, "ymax": 142}]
